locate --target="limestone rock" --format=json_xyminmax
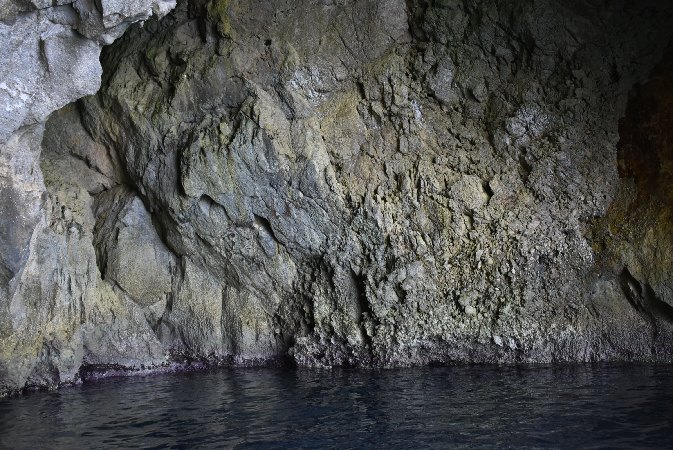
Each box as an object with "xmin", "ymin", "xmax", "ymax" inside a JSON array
[
  {"xmin": 0, "ymin": 0, "xmax": 176, "ymax": 396},
  {"xmin": 3, "ymin": 0, "xmax": 673, "ymax": 396}
]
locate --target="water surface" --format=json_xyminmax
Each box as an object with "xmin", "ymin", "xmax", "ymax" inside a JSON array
[{"xmin": 2, "ymin": 364, "xmax": 672, "ymax": 448}]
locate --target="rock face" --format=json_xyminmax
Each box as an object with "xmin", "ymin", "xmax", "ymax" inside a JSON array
[
  {"xmin": 2, "ymin": 0, "xmax": 673, "ymax": 395},
  {"xmin": 0, "ymin": 0, "xmax": 176, "ymax": 395}
]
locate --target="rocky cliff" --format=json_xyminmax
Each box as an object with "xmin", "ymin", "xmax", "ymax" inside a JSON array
[
  {"xmin": 2, "ymin": 0, "xmax": 673, "ymax": 396},
  {"xmin": 0, "ymin": 0, "xmax": 176, "ymax": 394}
]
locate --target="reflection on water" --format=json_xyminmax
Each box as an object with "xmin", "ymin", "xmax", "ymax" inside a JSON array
[{"xmin": 2, "ymin": 364, "xmax": 672, "ymax": 448}]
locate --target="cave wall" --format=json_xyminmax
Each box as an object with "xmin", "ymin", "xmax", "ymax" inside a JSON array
[
  {"xmin": 0, "ymin": 0, "xmax": 176, "ymax": 395},
  {"xmin": 2, "ymin": 0, "xmax": 673, "ymax": 395}
]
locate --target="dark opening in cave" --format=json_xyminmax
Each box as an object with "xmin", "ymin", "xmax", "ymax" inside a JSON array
[
  {"xmin": 618, "ymin": 45, "xmax": 673, "ymax": 211},
  {"xmin": 591, "ymin": 42, "xmax": 673, "ymax": 316}
]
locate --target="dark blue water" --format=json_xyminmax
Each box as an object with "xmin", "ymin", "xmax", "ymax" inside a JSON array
[{"xmin": 1, "ymin": 364, "xmax": 672, "ymax": 449}]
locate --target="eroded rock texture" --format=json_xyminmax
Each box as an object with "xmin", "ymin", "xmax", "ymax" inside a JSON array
[
  {"xmin": 0, "ymin": 0, "xmax": 176, "ymax": 395},
  {"xmin": 2, "ymin": 0, "xmax": 673, "ymax": 395}
]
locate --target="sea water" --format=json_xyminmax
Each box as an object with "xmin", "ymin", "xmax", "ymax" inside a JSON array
[{"xmin": 1, "ymin": 364, "xmax": 672, "ymax": 448}]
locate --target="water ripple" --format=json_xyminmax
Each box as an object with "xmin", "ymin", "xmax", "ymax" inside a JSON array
[{"xmin": 1, "ymin": 364, "xmax": 673, "ymax": 448}]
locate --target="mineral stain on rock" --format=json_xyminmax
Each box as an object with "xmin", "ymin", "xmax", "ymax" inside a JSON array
[
  {"xmin": 2, "ymin": 0, "xmax": 673, "ymax": 396},
  {"xmin": 591, "ymin": 41, "xmax": 673, "ymax": 330}
]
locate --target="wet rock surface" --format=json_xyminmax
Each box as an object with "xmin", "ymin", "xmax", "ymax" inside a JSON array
[{"xmin": 2, "ymin": 0, "xmax": 673, "ymax": 396}]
